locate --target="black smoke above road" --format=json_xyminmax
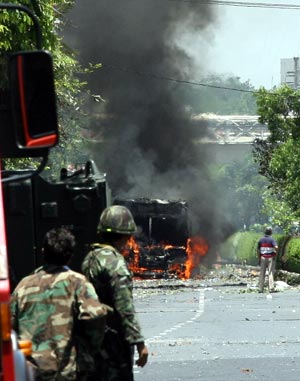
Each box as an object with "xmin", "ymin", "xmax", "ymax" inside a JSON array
[{"xmin": 63, "ymin": 1, "xmax": 235, "ymax": 243}]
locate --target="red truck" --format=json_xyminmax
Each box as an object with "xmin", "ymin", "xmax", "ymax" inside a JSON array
[{"xmin": 0, "ymin": 4, "xmax": 59, "ymax": 380}]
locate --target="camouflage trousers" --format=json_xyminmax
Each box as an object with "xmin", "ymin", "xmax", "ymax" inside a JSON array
[
  {"xmin": 87, "ymin": 356, "xmax": 134, "ymax": 381},
  {"xmin": 87, "ymin": 327, "xmax": 135, "ymax": 381}
]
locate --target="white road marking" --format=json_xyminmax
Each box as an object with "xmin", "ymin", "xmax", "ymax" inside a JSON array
[{"xmin": 147, "ymin": 289, "xmax": 205, "ymax": 344}]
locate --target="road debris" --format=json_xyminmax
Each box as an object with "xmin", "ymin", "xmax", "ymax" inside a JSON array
[{"xmin": 133, "ymin": 264, "xmax": 300, "ymax": 293}]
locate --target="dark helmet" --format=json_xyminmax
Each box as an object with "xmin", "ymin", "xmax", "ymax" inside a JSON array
[
  {"xmin": 265, "ymin": 226, "xmax": 272, "ymax": 235},
  {"xmin": 98, "ymin": 205, "xmax": 137, "ymax": 235}
]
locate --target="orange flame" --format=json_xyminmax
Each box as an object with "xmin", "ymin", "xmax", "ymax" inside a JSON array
[
  {"xmin": 123, "ymin": 235, "xmax": 209, "ymax": 279},
  {"xmin": 184, "ymin": 236, "xmax": 209, "ymax": 279}
]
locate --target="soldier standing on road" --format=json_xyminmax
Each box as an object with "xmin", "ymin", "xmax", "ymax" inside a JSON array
[
  {"xmin": 82, "ymin": 205, "xmax": 149, "ymax": 381},
  {"xmin": 10, "ymin": 227, "xmax": 112, "ymax": 381},
  {"xmin": 257, "ymin": 226, "xmax": 278, "ymax": 293}
]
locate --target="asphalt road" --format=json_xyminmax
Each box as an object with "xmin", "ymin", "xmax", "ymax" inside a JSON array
[{"xmin": 132, "ymin": 283, "xmax": 300, "ymax": 381}]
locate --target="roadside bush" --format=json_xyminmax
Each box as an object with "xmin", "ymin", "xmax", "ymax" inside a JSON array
[
  {"xmin": 218, "ymin": 232, "xmax": 239, "ymax": 263},
  {"xmin": 220, "ymin": 232, "xmax": 261, "ymax": 265},
  {"xmin": 220, "ymin": 231, "xmax": 285, "ymax": 267},
  {"xmin": 281, "ymin": 237, "xmax": 300, "ymax": 273}
]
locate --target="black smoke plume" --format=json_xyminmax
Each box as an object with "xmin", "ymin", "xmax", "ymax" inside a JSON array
[{"xmin": 63, "ymin": 0, "xmax": 234, "ymax": 248}]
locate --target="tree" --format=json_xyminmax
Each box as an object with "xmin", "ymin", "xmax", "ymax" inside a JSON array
[
  {"xmin": 261, "ymin": 187, "xmax": 298, "ymax": 233},
  {"xmin": 253, "ymin": 85, "xmax": 300, "ymax": 229},
  {"xmin": 183, "ymin": 75, "xmax": 257, "ymax": 115},
  {"xmin": 0, "ymin": 0, "xmax": 89, "ymax": 172}
]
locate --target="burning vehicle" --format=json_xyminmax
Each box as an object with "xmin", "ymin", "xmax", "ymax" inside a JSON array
[{"xmin": 114, "ymin": 198, "xmax": 209, "ymax": 279}]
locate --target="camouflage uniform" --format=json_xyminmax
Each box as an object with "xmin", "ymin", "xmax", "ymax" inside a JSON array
[
  {"xmin": 10, "ymin": 264, "xmax": 110, "ymax": 381},
  {"xmin": 82, "ymin": 244, "xmax": 145, "ymax": 381}
]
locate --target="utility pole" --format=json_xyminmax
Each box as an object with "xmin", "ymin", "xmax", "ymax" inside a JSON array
[{"xmin": 294, "ymin": 57, "xmax": 299, "ymax": 89}]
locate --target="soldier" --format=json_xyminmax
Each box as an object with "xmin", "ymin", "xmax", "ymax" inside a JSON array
[
  {"xmin": 82, "ymin": 205, "xmax": 148, "ymax": 381},
  {"xmin": 10, "ymin": 227, "xmax": 112, "ymax": 381}
]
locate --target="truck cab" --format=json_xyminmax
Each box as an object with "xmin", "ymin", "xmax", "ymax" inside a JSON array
[{"xmin": 0, "ymin": 4, "xmax": 59, "ymax": 380}]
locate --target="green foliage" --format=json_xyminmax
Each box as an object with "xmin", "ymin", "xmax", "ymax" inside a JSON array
[
  {"xmin": 276, "ymin": 234, "xmax": 289, "ymax": 259},
  {"xmin": 256, "ymin": 86, "xmax": 300, "ymax": 142},
  {"xmin": 254, "ymin": 85, "xmax": 300, "ymax": 225},
  {"xmin": 281, "ymin": 237, "xmax": 300, "ymax": 273},
  {"xmin": 0, "ymin": 1, "xmax": 73, "ymax": 51},
  {"xmin": 261, "ymin": 188, "xmax": 299, "ymax": 234}
]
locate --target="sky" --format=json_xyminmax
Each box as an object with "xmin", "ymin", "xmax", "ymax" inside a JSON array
[{"xmin": 182, "ymin": 0, "xmax": 300, "ymax": 89}]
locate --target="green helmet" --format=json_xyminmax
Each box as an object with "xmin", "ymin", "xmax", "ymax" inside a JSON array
[{"xmin": 98, "ymin": 205, "xmax": 137, "ymax": 235}]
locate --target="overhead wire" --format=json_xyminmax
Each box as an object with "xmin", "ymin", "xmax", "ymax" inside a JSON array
[
  {"xmin": 168, "ymin": 0, "xmax": 300, "ymax": 9},
  {"xmin": 100, "ymin": 63, "xmax": 273, "ymax": 95},
  {"xmin": 37, "ymin": 0, "xmax": 297, "ymax": 96},
  {"xmin": 100, "ymin": 62, "xmax": 300, "ymax": 99}
]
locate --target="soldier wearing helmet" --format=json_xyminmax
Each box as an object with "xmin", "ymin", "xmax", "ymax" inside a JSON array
[
  {"xmin": 257, "ymin": 226, "xmax": 278, "ymax": 293},
  {"xmin": 82, "ymin": 205, "xmax": 148, "ymax": 381}
]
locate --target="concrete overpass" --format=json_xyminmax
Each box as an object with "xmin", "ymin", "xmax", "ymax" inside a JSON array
[
  {"xmin": 192, "ymin": 113, "xmax": 270, "ymax": 145},
  {"xmin": 85, "ymin": 113, "xmax": 269, "ymax": 164},
  {"xmin": 192, "ymin": 114, "xmax": 269, "ymax": 163}
]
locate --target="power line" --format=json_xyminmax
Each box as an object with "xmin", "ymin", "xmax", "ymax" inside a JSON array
[
  {"xmin": 37, "ymin": 1, "xmax": 296, "ymax": 95},
  {"xmin": 41, "ymin": 0, "xmax": 300, "ymax": 14},
  {"xmin": 101, "ymin": 63, "xmax": 260, "ymax": 94},
  {"xmin": 168, "ymin": 0, "xmax": 300, "ymax": 9},
  {"xmin": 101, "ymin": 63, "xmax": 300, "ymax": 99}
]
